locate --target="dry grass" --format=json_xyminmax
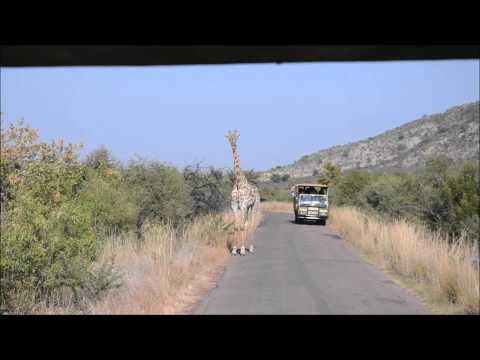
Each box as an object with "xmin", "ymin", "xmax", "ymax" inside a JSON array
[
  {"xmin": 328, "ymin": 206, "xmax": 480, "ymax": 314},
  {"xmin": 93, "ymin": 210, "xmax": 262, "ymax": 314},
  {"xmin": 259, "ymin": 201, "xmax": 292, "ymax": 213}
]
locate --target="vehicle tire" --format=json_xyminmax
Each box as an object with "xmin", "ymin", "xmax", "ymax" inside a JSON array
[
  {"xmin": 322, "ymin": 219, "xmax": 327, "ymax": 226},
  {"xmin": 294, "ymin": 216, "xmax": 298, "ymax": 223}
]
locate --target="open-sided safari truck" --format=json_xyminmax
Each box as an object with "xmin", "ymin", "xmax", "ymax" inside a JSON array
[{"xmin": 291, "ymin": 184, "xmax": 329, "ymax": 225}]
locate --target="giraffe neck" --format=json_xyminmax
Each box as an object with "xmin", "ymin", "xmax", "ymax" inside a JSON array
[{"xmin": 230, "ymin": 143, "xmax": 247, "ymax": 187}]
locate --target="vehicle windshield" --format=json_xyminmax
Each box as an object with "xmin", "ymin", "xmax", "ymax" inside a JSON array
[{"xmin": 299, "ymin": 194, "xmax": 325, "ymax": 203}]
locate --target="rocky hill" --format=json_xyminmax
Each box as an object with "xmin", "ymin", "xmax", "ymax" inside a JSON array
[{"xmin": 260, "ymin": 101, "xmax": 479, "ymax": 181}]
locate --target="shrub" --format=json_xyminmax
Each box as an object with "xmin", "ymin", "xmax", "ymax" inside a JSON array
[
  {"xmin": 0, "ymin": 121, "xmax": 127, "ymax": 313},
  {"xmin": 228, "ymin": 169, "xmax": 260, "ymax": 186},
  {"xmin": 441, "ymin": 161, "xmax": 479, "ymax": 240},
  {"xmin": 331, "ymin": 156, "xmax": 479, "ymax": 244},
  {"xmin": 0, "ymin": 120, "xmax": 98, "ymax": 311},
  {"xmin": 124, "ymin": 159, "xmax": 193, "ymax": 234},
  {"xmin": 332, "ymin": 170, "xmax": 371, "ymax": 207},
  {"xmin": 80, "ymin": 168, "xmax": 139, "ymax": 237},
  {"xmin": 271, "ymin": 173, "xmax": 282, "ymax": 183},
  {"xmin": 317, "ymin": 162, "xmax": 341, "ymax": 186},
  {"xmin": 84, "ymin": 146, "xmax": 121, "ymax": 173},
  {"xmin": 258, "ymin": 182, "xmax": 291, "ymax": 202},
  {"xmin": 184, "ymin": 164, "xmax": 229, "ymax": 216},
  {"xmin": 83, "ymin": 148, "xmax": 138, "ymax": 235}
]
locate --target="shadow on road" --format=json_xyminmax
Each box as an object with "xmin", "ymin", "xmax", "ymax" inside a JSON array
[
  {"xmin": 322, "ymin": 233, "xmax": 343, "ymax": 241},
  {"xmin": 288, "ymin": 220, "xmax": 326, "ymax": 226}
]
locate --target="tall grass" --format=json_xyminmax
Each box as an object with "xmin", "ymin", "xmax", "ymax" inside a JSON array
[
  {"xmin": 329, "ymin": 207, "xmax": 480, "ymax": 314},
  {"xmin": 93, "ymin": 210, "xmax": 262, "ymax": 314}
]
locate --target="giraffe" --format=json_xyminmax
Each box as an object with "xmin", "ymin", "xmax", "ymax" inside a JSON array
[{"xmin": 226, "ymin": 130, "xmax": 260, "ymax": 256}]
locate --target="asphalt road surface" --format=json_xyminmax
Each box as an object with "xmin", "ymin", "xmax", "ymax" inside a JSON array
[{"xmin": 194, "ymin": 211, "xmax": 429, "ymax": 314}]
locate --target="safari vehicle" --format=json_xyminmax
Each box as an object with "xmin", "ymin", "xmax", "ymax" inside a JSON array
[{"xmin": 291, "ymin": 184, "xmax": 329, "ymax": 225}]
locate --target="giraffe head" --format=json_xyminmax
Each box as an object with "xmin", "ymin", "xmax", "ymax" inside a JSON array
[{"xmin": 226, "ymin": 130, "xmax": 240, "ymax": 147}]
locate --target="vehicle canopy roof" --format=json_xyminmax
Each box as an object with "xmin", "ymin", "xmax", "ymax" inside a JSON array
[
  {"xmin": 292, "ymin": 184, "xmax": 328, "ymax": 195},
  {"xmin": 294, "ymin": 183, "xmax": 328, "ymax": 188}
]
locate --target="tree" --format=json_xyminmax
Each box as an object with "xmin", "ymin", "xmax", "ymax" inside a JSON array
[
  {"xmin": 0, "ymin": 120, "xmax": 98, "ymax": 310},
  {"xmin": 271, "ymin": 173, "xmax": 282, "ymax": 183},
  {"xmin": 317, "ymin": 162, "xmax": 341, "ymax": 186},
  {"xmin": 244, "ymin": 169, "xmax": 260, "ymax": 186},
  {"xmin": 334, "ymin": 170, "xmax": 371, "ymax": 207},
  {"xmin": 228, "ymin": 169, "xmax": 260, "ymax": 186},
  {"xmin": 80, "ymin": 168, "xmax": 138, "ymax": 236},
  {"xmin": 81, "ymin": 148, "xmax": 138, "ymax": 236},
  {"xmin": 84, "ymin": 146, "xmax": 121, "ymax": 175},
  {"xmin": 184, "ymin": 164, "xmax": 229, "ymax": 216},
  {"xmin": 124, "ymin": 159, "xmax": 193, "ymax": 236}
]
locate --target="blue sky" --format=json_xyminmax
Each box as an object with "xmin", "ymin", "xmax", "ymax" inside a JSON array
[{"xmin": 1, "ymin": 60, "xmax": 478, "ymax": 171}]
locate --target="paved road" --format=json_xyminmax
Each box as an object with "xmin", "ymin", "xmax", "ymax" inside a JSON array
[{"xmin": 194, "ymin": 211, "xmax": 429, "ymax": 314}]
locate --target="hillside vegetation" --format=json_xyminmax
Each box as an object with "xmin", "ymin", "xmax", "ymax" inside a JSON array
[{"xmin": 261, "ymin": 101, "xmax": 479, "ymax": 180}]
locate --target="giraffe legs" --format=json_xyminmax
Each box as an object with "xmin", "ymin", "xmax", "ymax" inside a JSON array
[
  {"xmin": 247, "ymin": 206, "xmax": 255, "ymax": 253},
  {"xmin": 240, "ymin": 245, "xmax": 246, "ymax": 255},
  {"xmin": 231, "ymin": 203, "xmax": 257, "ymax": 256},
  {"xmin": 239, "ymin": 208, "xmax": 247, "ymax": 255},
  {"xmin": 231, "ymin": 207, "xmax": 240, "ymax": 255},
  {"xmin": 246, "ymin": 202, "xmax": 257, "ymax": 253}
]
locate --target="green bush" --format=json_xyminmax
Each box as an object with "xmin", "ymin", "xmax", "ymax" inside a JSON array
[
  {"xmin": 271, "ymin": 173, "xmax": 282, "ymax": 183},
  {"xmin": 363, "ymin": 171, "xmax": 420, "ymax": 221},
  {"xmin": 268, "ymin": 173, "xmax": 290, "ymax": 184},
  {"xmin": 0, "ymin": 121, "xmax": 122, "ymax": 313},
  {"xmin": 184, "ymin": 164, "xmax": 229, "ymax": 216},
  {"xmin": 436, "ymin": 160, "xmax": 479, "ymax": 239},
  {"xmin": 81, "ymin": 147, "xmax": 138, "ymax": 236},
  {"xmin": 317, "ymin": 162, "xmax": 341, "ymax": 186},
  {"xmin": 0, "ymin": 122, "xmax": 98, "ymax": 310},
  {"xmin": 84, "ymin": 146, "xmax": 121, "ymax": 171},
  {"xmin": 333, "ymin": 170, "xmax": 372, "ymax": 207},
  {"xmin": 330, "ymin": 157, "xmax": 479, "ymax": 243},
  {"xmin": 80, "ymin": 168, "xmax": 139, "ymax": 237},
  {"xmin": 258, "ymin": 183, "xmax": 291, "ymax": 202},
  {"xmin": 124, "ymin": 159, "xmax": 193, "ymax": 234},
  {"xmin": 227, "ymin": 169, "xmax": 260, "ymax": 187}
]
